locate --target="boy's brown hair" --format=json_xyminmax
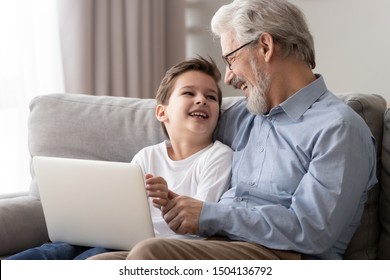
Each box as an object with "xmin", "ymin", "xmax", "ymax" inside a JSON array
[{"xmin": 156, "ymin": 56, "xmax": 223, "ymax": 138}]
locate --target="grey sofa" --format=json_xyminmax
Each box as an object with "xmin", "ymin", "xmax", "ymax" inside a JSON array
[{"xmin": 0, "ymin": 92, "xmax": 389, "ymax": 259}]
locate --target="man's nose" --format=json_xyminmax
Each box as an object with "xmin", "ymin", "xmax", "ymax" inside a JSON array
[{"xmin": 224, "ymin": 67, "xmax": 235, "ymax": 85}]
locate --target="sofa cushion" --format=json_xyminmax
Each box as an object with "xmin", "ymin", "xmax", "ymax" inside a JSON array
[
  {"xmin": 28, "ymin": 94, "xmax": 244, "ymax": 198},
  {"xmin": 379, "ymin": 108, "xmax": 390, "ymax": 259},
  {"xmin": 338, "ymin": 93, "xmax": 386, "ymax": 259},
  {"xmin": 28, "ymin": 94, "xmax": 166, "ymax": 197}
]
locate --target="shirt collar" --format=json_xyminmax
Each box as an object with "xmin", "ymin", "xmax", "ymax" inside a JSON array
[{"xmin": 271, "ymin": 74, "xmax": 328, "ymax": 121}]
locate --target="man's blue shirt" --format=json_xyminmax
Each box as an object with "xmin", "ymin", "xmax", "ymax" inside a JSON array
[{"xmin": 204, "ymin": 75, "xmax": 377, "ymax": 259}]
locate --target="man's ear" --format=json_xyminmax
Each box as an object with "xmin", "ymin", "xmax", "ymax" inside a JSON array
[
  {"xmin": 258, "ymin": 32, "xmax": 274, "ymax": 63},
  {"xmin": 155, "ymin": 104, "xmax": 168, "ymax": 122}
]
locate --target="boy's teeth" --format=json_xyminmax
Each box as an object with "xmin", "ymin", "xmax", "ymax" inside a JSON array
[{"xmin": 190, "ymin": 112, "xmax": 207, "ymax": 118}]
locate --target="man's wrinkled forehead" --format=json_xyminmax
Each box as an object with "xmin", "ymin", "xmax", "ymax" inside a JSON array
[{"xmin": 220, "ymin": 32, "xmax": 238, "ymax": 56}]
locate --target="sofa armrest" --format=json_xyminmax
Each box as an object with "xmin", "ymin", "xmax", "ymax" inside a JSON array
[
  {"xmin": 379, "ymin": 109, "xmax": 390, "ymax": 259},
  {"xmin": 0, "ymin": 196, "xmax": 49, "ymax": 256}
]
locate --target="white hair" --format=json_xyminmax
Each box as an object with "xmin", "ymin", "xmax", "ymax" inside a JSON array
[{"xmin": 211, "ymin": 0, "xmax": 316, "ymax": 69}]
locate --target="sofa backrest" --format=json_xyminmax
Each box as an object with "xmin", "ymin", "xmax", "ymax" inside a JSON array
[
  {"xmin": 336, "ymin": 94, "xmax": 386, "ymax": 259},
  {"xmin": 28, "ymin": 94, "xmax": 243, "ymax": 196},
  {"xmin": 379, "ymin": 108, "xmax": 390, "ymax": 259},
  {"xmin": 28, "ymin": 92, "xmax": 389, "ymax": 259}
]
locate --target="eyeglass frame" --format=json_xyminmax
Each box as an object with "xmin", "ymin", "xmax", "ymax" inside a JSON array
[{"xmin": 222, "ymin": 38, "xmax": 259, "ymax": 70}]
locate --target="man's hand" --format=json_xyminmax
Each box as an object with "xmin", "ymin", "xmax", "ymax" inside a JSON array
[{"xmin": 161, "ymin": 196, "xmax": 203, "ymax": 235}]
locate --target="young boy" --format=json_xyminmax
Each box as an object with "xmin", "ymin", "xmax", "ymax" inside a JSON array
[
  {"xmin": 7, "ymin": 57, "xmax": 232, "ymax": 259},
  {"xmin": 135, "ymin": 56, "xmax": 232, "ymax": 236}
]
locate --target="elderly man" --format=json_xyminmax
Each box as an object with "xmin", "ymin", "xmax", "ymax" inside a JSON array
[{"xmin": 91, "ymin": 0, "xmax": 376, "ymax": 260}]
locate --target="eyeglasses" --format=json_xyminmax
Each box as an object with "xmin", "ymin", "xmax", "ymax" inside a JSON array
[{"xmin": 222, "ymin": 39, "xmax": 257, "ymax": 70}]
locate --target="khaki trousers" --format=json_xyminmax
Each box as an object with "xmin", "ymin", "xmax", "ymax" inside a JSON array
[{"xmin": 88, "ymin": 237, "xmax": 302, "ymax": 260}]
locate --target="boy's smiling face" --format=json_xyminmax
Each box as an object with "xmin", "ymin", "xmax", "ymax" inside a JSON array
[{"xmin": 156, "ymin": 70, "xmax": 220, "ymax": 143}]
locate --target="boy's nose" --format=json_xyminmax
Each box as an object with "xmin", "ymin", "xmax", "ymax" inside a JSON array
[
  {"xmin": 196, "ymin": 100, "xmax": 207, "ymax": 105},
  {"xmin": 195, "ymin": 95, "xmax": 207, "ymax": 105}
]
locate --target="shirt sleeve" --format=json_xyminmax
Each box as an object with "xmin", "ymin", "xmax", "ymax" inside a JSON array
[
  {"xmin": 199, "ymin": 120, "xmax": 377, "ymax": 256},
  {"xmin": 130, "ymin": 149, "xmax": 147, "ymax": 175}
]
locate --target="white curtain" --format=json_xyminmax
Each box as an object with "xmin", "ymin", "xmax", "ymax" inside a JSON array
[
  {"xmin": 58, "ymin": 0, "xmax": 177, "ymax": 98},
  {"xmin": 0, "ymin": 0, "xmax": 185, "ymax": 195},
  {"xmin": 0, "ymin": 0, "xmax": 64, "ymax": 195}
]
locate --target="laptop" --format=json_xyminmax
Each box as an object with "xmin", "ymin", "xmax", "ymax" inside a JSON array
[{"xmin": 32, "ymin": 156, "xmax": 155, "ymax": 250}]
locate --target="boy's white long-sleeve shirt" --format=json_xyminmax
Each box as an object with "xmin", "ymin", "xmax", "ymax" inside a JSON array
[{"xmin": 131, "ymin": 140, "xmax": 232, "ymax": 235}]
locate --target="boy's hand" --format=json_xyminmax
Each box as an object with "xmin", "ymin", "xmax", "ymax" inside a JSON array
[{"xmin": 145, "ymin": 174, "xmax": 178, "ymax": 208}]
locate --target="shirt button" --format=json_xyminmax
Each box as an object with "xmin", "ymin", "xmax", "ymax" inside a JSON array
[
  {"xmin": 267, "ymin": 117, "xmax": 272, "ymax": 121},
  {"xmin": 259, "ymin": 146, "xmax": 264, "ymax": 152}
]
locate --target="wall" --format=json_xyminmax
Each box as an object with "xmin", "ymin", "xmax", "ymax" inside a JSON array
[
  {"xmin": 186, "ymin": 0, "xmax": 238, "ymax": 97},
  {"xmin": 186, "ymin": 0, "xmax": 390, "ymax": 99},
  {"xmin": 290, "ymin": 0, "xmax": 390, "ymax": 99}
]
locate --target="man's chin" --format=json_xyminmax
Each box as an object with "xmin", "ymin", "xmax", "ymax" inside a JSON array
[
  {"xmin": 242, "ymin": 88, "xmax": 250, "ymax": 99},
  {"xmin": 246, "ymin": 103, "xmax": 257, "ymax": 115},
  {"xmin": 246, "ymin": 99, "xmax": 268, "ymax": 115}
]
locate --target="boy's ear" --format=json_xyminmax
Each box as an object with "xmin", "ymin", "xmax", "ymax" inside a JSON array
[{"xmin": 155, "ymin": 104, "xmax": 168, "ymax": 122}]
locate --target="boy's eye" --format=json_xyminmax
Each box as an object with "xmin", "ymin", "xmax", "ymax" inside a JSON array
[
  {"xmin": 183, "ymin": 92, "xmax": 194, "ymax": 96},
  {"xmin": 207, "ymin": 95, "xmax": 218, "ymax": 101}
]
